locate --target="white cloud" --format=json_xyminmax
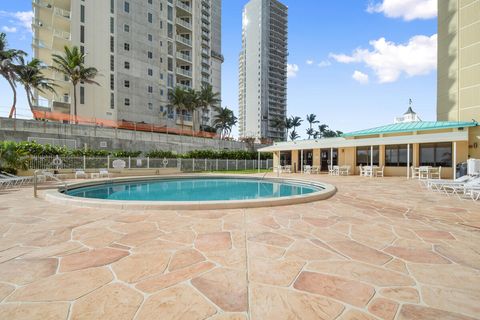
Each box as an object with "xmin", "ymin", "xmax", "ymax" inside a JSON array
[
  {"xmin": 0, "ymin": 11, "xmax": 33, "ymax": 33},
  {"xmin": 317, "ymin": 60, "xmax": 331, "ymax": 68},
  {"xmin": 352, "ymin": 70, "xmax": 369, "ymax": 84},
  {"xmin": 306, "ymin": 60, "xmax": 314, "ymax": 65},
  {"xmin": 367, "ymin": 0, "xmax": 437, "ymax": 21},
  {"xmin": 287, "ymin": 64, "xmax": 299, "ymax": 78},
  {"xmin": 330, "ymin": 34, "xmax": 437, "ymax": 83},
  {"xmin": 1, "ymin": 26, "xmax": 17, "ymax": 33}
]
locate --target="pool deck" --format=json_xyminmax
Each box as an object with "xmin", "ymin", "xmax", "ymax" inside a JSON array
[{"xmin": 0, "ymin": 174, "xmax": 479, "ymax": 319}]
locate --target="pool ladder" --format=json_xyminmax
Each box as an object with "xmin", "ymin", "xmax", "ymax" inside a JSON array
[{"xmin": 261, "ymin": 167, "xmax": 279, "ymax": 180}]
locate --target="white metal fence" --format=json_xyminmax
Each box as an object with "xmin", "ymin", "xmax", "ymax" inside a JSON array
[{"xmin": 28, "ymin": 156, "xmax": 273, "ymax": 172}]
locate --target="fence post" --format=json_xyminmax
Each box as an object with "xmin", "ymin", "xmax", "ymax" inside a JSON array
[
  {"xmin": 128, "ymin": 156, "xmax": 131, "ymax": 169},
  {"xmin": 107, "ymin": 155, "xmax": 110, "ymax": 169},
  {"xmin": 192, "ymin": 158, "xmax": 195, "ymax": 172},
  {"xmin": 205, "ymin": 158, "xmax": 207, "ymax": 171},
  {"xmin": 147, "ymin": 157, "xmax": 150, "ymax": 169},
  {"xmin": 236, "ymin": 159, "xmax": 238, "ymax": 171},
  {"xmin": 226, "ymin": 159, "xmax": 229, "ymax": 171},
  {"xmin": 216, "ymin": 159, "xmax": 218, "ymax": 171},
  {"xmin": 83, "ymin": 155, "xmax": 86, "ymax": 170}
]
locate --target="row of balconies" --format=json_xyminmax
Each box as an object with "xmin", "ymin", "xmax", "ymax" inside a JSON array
[{"xmin": 176, "ymin": 1, "xmax": 192, "ymax": 14}]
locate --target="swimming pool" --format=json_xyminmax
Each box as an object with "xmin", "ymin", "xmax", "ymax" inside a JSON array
[
  {"xmin": 46, "ymin": 175, "xmax": 336, "ymax": 210},
  {"xmin": 65, "ymin": 178, "xmax": 320, "ymax": 201}
]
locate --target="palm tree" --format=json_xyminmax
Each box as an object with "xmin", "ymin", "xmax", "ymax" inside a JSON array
[
  {"xmin": 15, "ymin": 57, "xmax": 57, "ymax": 119},
  {"xmin": 0, "ymin": 32, "xmax": 26, "ymax": 118},
  {"xmin": 306, "ymin": 127, "xmax": 315, "ymax": 139},
  {"xmin": 306, "ymin": 114, "xmax": 319, "ymax": 139},
  {"xmin": 50, "ymin": 46, "xmax": 99, "ymax": 123},
  {"xmin": 198, "ymin": 84, "xmax": 220, "ymax": 129},
  {"xmin": 290, "ymin": 116, "xmax": 303, "ymax": 140},
  {"xmin": 289, "ymin": 130, "xmax": 300, "ymax": 141},
  {"xmin": 213, "ymin": 106, "xmax": 237, "ymax": 139},
  {"xmin": 184, "ymin": 89, "xmax": 200, "ymax": 134},
  {"xmin": 271, "ymin": 116, "xmax": 286, "ymax": 141},
  {"xmin": 0, "ymin": 141, "xmax": 29, "ymax": 174},
  {"xmin": 284, "ymin": 117, "xmax": 293, "ymax": 140},
  {"xmin": 168, "ymin": 86, "xmax": 187, "ymax": 132}
]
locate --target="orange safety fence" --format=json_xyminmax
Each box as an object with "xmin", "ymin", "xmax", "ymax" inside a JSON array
[{"xmin": 32, "ymin": 110, "xmax": 219, "ymax": 139}]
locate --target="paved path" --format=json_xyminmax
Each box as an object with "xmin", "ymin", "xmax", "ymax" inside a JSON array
[{"xmin": 0, "ymin": 175, "xmax": 479, "ymax": 319}]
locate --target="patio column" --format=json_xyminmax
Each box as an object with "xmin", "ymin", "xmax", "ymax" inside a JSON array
[
  {"xmin": 370, "ymin": 145, "xmax": 373, "ymax": 178},
  {"xmin": 407, "ymin": 143, "xmax": 410, "ymax": 179},
  {"xmin": 330, "ymin": 148, "xmax": 333, "ymax": 169},
  {"xmin": 300, "ymin": 149, "xmax": 304, "ymax": 173},
  {"xmin": 453, "ymin": 141, "xmax": 457, "ymax": 180}
]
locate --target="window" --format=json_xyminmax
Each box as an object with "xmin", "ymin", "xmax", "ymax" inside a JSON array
[
  {"xmin": 124, "ymin": 80, "xmax": 130, "ymax": 88},
  {"xmin": 167, "ymin": 23, "xmax": 173, "ymax": 38},
  {"xmin": 124, "ymin": 24, "xmax": 129, "ymax": 32},
  {"xmin": 80, "ymin": 86, "xmax": 85, "ymax": 104},
  {"xmin": 356, "ymin": 146, "xmax": 379, "ymax": 166},
  {"xmin": 148, "ymin": 0, "xmax": 153, "ymax": 4},
  {"xmin": 110, "ymin": 74, "xmax": 114, "ymax": 90},
  {"xmin": 80, "ymin": 5, "xmax": 85, "ymax": 23},
  {"xmin": 110, "ymin": 93, "xmax": 114, "ymax": 109},
  {"xmin": 148, "ymin": 86, "xmax": 153, "ymax": 93},
  {"xmin": 110, "ymin": 55, "xmax": 114, "ymax": 71},
  {"xmin": 80, "ymin": 25, "xmax": 85, "ymax": 43},
  {"xmin": 124, "ymin": 61, "xmax": 130, "ymax": 69},
  {"xmin": 110, "ymin": 17, "xmax": 114, "ymax": 33},
  {"xmin": 80, "ymin": 45, "xmax": 85, "ymax": 55},
  {"xmin": 124, "ymin": 43, "xmax": 130, "ymax": 51},
  {"xmin": 148, "ymin": 51, "xmax": 153, "ymax": 59},
  {"xmin": 167, "ymin": 74, "xmax": 174, "ymax": 88},
  {"xmin": 148, "ymin": 34, "xmax": 153, "ymax": 42},
  {"xmin": 160, "ymin": 89, "xmax": 164, "ymax": 96},
  {"xmin": 124, "ymin": 1, "xmax": 130, "ymax": 12},
  {"xmin": 167, "ymin": 58, "xmax": 173, "ymax": 71},
  {"xmin": 125, "ymin": 98, "xmax": 130, "ymax": 106},
  {"xmin": 110, "ymin": 0, "xmax": 114, "ymax": 13},
  {"xmin": 420, "ymin": 143, "xmax": 452, "ymax": 167},
  {"xmin": 110, "ymin": 36, "xmax": 114, "ymax": 53},
  {"xmin": 148, "ymin": 102, "xmax": 153, "ymax": 110},
  {"xmin": 167, "ymin": 6, "xmax": 173, "ymax": 21},
  {"xmin": 148, "ymin": 12, "xmax": 153, "ymax": 23},
  {"xmin": 148, "ymin": 68, "xmax": 153, "ymax": 76},
  {"xmin": 385, "ymin": 145, "xmax": 413, "ymax": 167}
]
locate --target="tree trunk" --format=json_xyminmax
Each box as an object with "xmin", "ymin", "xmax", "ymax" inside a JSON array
[
  {"xmin": 25, "ymin": 86, "xmax": 35, "ymax": 119},
  {"xmin": 73, "ymin": 83, "xmax": 77, "ymax": 124},
  {"xmin": 7, "ymin": 76, "xmax": 17, "ymax": 118}
]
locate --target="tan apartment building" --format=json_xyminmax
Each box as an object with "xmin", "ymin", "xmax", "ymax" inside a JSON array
[
  {"xmin": 32, "ymin": 0, "xmax": 223, "ymax": 131},
  {"xmin": 437, "ymin": 0, "xmax": 480, "ymax": 158}
]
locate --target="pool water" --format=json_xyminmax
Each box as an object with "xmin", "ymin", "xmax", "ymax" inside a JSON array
[{"xmin": 65, "ymin": 178, "xmax": 321, "ymax": 202}]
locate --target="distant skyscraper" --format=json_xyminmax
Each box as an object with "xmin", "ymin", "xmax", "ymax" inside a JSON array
[
  {"xmin": 238, "ymin": 0, "xmax": 288, "ymax": 141},
  {"xmin": 32, "ymin": 0, "xmax": 223, "ymax": 130}
]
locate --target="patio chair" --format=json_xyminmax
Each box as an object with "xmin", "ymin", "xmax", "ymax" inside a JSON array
[
  {"xmin": 303, "ymin": 165, "xmax": 312, "ymax": 174},
  {"xmin": 442, "ymin": 177, "xmax": 480, "ymax": 197},
  {"xmin": 429, "ymin": 167, "xmax": 442, "ymax": 179},
  {"xmin": 419, "ymin": 166, "xmax": 431, "ymax": 180},
  {"xmin": 283, "ymin": 165, "xmax": 291, "ymax": 174},
  {"xmin": 0, "ymin": 172, "xmax": 33, "ymax": 186},
  {"xmin": 339, "ymin": 165, "xmax": 350, "ymax": 176},
  {"xmin": 99, "ymin": 169, "xmax": 110, "ymax": 178},
  {"xmin": 311, "ymin": 166, "xmax": 320, "ymax": 174},
  {"xmin": 425, "ymin": 174, "xmax": 472, "ymax": 191},
  {"xmin": 411, "ymin": 167, "xmax": 420, "ymax": 179},
  {"xmin": 374, "ymin": 166, "xmax": 385, "ymax": 177},
  {"xmin": 359, "ymin": 165, "xmax": 366, "ymax": 177},
  {"xmin": 363, "ymin": 166, "xmax": 373, "ymax": 177},
  {"xmin": 75, "ymin": 170, "xmax": 87, "ymax": 179}
]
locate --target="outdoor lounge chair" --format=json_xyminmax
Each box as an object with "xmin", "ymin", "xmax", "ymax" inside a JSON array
[
  {"xmin": 0, "ymin": 172, "xmax": 33, "ymax": 186},
  {"xmin": 99, "ymin": 169, "xmax": 110, "ymax": 178},
  {"xmin": 75, "ymin": 170, "xmax": 87, "ymax": 179},
  {"xmin": 441, "ymin": 177, "xmax": 480, "ymax": 197},
  {"xmin": 425, "ymin": 174, "xmax": 472, "ymax": 191}
]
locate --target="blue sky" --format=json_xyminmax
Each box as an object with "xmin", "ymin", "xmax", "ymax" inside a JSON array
[{"xmin": 0, "ymin": 0, "xmax": 438, "ymax": 138}]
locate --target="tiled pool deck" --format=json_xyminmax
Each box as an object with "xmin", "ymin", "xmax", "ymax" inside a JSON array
[{"xmin": 0, "ymin": 174, "xmax": 479, "ymax": 320}]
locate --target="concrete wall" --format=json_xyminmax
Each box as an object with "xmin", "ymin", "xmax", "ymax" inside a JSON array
[{"xmin": 0, "ymin": 118, "xmax": 257, "ymax": 154}]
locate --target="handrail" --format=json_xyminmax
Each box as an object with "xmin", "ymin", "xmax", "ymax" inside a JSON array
[
  {"xmin": 34, "ymin": 169, "xmax": 68, "ymax": 197},
  {"xmin": 261, "ymin": 167, "xmax": 278, "ymax": 179}
]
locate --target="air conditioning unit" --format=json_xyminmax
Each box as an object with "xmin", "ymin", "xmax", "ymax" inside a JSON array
[
  {"xmin": 467, "ymin": 158, "xmax": 480, "ymax": 175},
  {"xmin": 99, "ymin": 141, "xmax": 108, "ymax": 148}
]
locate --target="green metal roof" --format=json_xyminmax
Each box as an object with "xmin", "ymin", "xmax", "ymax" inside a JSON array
[{"xmin": 342, "ymin": 121, "xmax": 478, "ymax": 137}]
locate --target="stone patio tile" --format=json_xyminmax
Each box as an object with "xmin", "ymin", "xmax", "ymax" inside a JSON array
[
  {"xmin": 116, "ymin": 230, "xmax": 162, "ymax": 247},
  {"xmin": 255, "ymin": 216, "xmax": 280, "ymax": 229},
  {"xmin": 415, "ymin": 230, "xmax": 455, "ymax": 240},
  {"xmin": 379, "ymin": 287, "xmax": 420, "ymax": 303},
  {"xmin": 398, "ymin": 304, "xmax": 477, "ymax": 320},
  {"xmin": 0, "ymin": 258, "xmax": 57, "ymax": 285},
  {"xmin": 73, "ymin": 228, "xmax": 124, "ymax": 248},
  {"xmin": 0, "ymin": 283, "xmax": 15, "ymax": 300},
  {"xmin": 71, "ymin": 283, "xmax": 143, "ymax": 320},
  {"xmin": 384, "ymin": 258, "xmax": 408, "ymax": 274},
  {"xmin": 112, "ymin": 252, "xmax": 171, "ymax": 283},
  {"xmin": 249, "ymin": 258, "xmax": 304, "ymax": 286},
  {"xmin": 206, "ymin": 249, "xmax": 246, "ymax": 269},
  {"xmin": 209, "ymin": 313, "xmax": 248, "ymax": 320},
  {"xmin": 195, "ymin": 232, "xmax": 232, "ymax": 252},
  {"xmin": 60, "ymin": 248, "xmax": 129, "ymax": 272},
  {"xmin": 421, "ymin": 286, "xmax": 480, "ymax": 318},
  {"xmin": 191, "ymin": 220, "xmax": 224, "ymax": 234},
  {"xmin": 21, "ymin": 242, "xmax": 87, "ymax": 259},
  {"xmin": 306, "ymin": 261, "xmax": 414, "ymax": 287},
  {"xmin": 168, "ymin": 249, "xmax": 205, "ymax": 271},
  {"xmin": 0, "ymin": 302, "xmax": 70, "ymax": 320},
  {"xmin": 132, "ymin": 239, "xmax": 188, "ymax": 253},
  {"xmin": 248, "ymin": 232, "xmax": 294, "ymax": 247},
  {"xmin": 337, "ymin": 309, "xmax": 376, "ymax": 320},
  {"xmin": 0, "ymin": 246, "xmax": 35, "ymax": 264},
  {"xmin": 247, "ymin": 242, "xmax": 285, "ymax": 259},
  {"xmin": 136, "ymin": 261, "xmax": 215, "ymax": 293},
  {"xmin": 192, "ymin": 268, "xmax": 248, "ymax": 312},
  {"xmin": 368, "ymin": 298, "xmax": 399, "ymax": 320},
  {"xmin": 329, "ymin": 240, "xmax": 392, "ymax": 265},
  {"xmin": 434, "ymin": 244, "xmax": 480, "ymax": 270},
  {"xmin": 136, "ymin": 284, "xmax": 216, "ymax": 320},
  {"xmin": 158, "ymin": 230, "xmax": 196, "ymax": 244},
  {"xmin": 385, "ymin": 246, "xmax": 451, "ymax": 264},
  {"xmin": 303, "ymin": 217, "xmax": 337, "ymax": 228},
  {"xmin": 285, "ymin": 240, "xmax": 339, "ymax": 261},
  {"xmin": 109, "ymin": 222, "xmax": 157, "ymax": 234},
  {"xmin": 293, "ymin": 271, "xmax": 375, "ymax": 307},
  {"xmin": 8, "ymin": 267, "xmax": 113, "ymax": 302},
  {"xmin": 250, "ymin": 284, "xmax": 344, "ymax": 320}
]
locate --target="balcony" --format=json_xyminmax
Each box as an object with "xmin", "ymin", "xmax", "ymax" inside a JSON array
[
  {"xmin": 176, "ymin": 67, "xmax": 192, "ymax": 78},
  {"xmin": 176, "ymin": 1, "xmax": 192, "ymax": 14},
  {"xmin": 201, "ymin": 48, "xmax": 210, "ymax": 57},
  {"xmin": 177, "ymin": 83, "xmax": 192, "ymax": 90},
  {"xmin": 53, "ymin": 7, "xmax": 71, "ymax": 20},
  {"xmin": 201, "ymin": 67, "xmax": 209, "ymax": 75},
  {"xmin": 176, "ymin": 52, "xmax": 192, "ymax": 63},
  {"xmin": 53, "ymin": 29, "xmax": 71, "ymax": 41},
  {"xmin": 176, "ymin": 18, "xmax": 192, "ymax": 30},
  {"xmin": 33, "ymin": 0, "xmax": 53, "ymax": 10},
  {"xmin": 176, "ymin": 35, "xmax": 192, "ymax": 47}
]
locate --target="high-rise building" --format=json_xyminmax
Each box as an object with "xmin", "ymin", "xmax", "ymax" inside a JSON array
[
  {"xmin": 32, "ymin": 0, "xmax": 223, "ymax": 130},
  {"xmin": 238, "ymin": 0, "xmax": 288, "ymax": 141},
  {"xmin": 437, "ymin": 0, "xmax": 480, "ymax": 157}
]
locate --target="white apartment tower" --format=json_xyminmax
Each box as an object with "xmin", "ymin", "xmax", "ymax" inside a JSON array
[
  {"xmin": 238, "ymin": 0, "xmax": 288, "ymax": 141},
  {"xmin": 32, "ymin": 0, "xmax": 223, "ymax": 130}
]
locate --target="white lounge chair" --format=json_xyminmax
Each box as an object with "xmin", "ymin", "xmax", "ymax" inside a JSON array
[
  {"xmin": 75, "ymin": 170, "xmax": 87, "ymax": 179},
  {"xmin": 99, "ymin": 169, "xmax": 110, "ymax": 178},
  {"xmin": 425, "ymin": 175, "xmax": 472, "ymax": 191},
  {"xmin": 442, "ymin": 177, "xmax": 480, "ymax": 197}
]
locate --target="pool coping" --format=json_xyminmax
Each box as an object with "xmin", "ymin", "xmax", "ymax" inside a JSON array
[{"xmin": 44, "ymin": 174, "xmax": 337, "ymax": 210}]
